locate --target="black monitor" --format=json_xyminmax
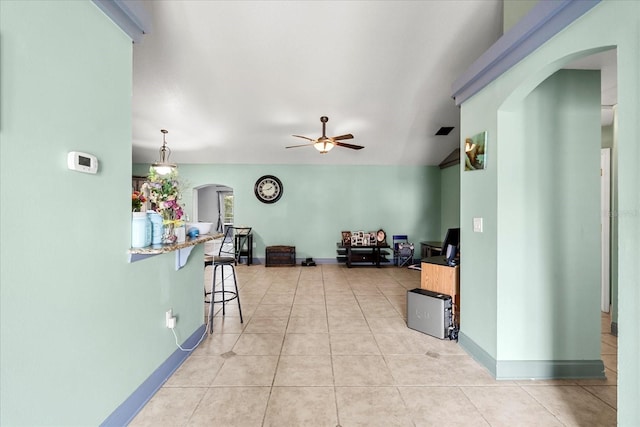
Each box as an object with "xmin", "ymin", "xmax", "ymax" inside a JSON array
[
  {"xmin": 442, "ymin": 227, "xmax": 460, "ymax": 250},
  {"xmin": 441, "ymin": 228, "xmax": 460, "ymax": 263}
]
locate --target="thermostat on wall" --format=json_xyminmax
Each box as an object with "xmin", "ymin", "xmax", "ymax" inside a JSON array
[{"xmin": 67, "ymin": 151, "xmax": 98, "ymax": 174}]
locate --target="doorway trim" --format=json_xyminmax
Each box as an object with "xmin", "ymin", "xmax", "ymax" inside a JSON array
[{"xmin": 601, "ymin": 148, "xmax": 611, "ymax": 313}]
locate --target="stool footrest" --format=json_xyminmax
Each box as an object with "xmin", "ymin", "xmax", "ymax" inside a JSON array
[
  {"xmin": 207, "ymin": 263, "xmax": 244, "ymax": 333},
  {"xmin": 211, "ymin": 290, "xmax": 239, "ymax": 304}
]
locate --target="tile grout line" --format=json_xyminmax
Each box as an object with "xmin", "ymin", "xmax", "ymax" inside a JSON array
[
  {"xmin": 324, "ymin": 265, "xmax": 344, "ymax": 427},
  {"xmin": 260, "ymin": 266, "xmax": 302, "ymax": 427},
  {"xmin": 579, "ymin": 384, "xmax": 617, "ymax": 411}
]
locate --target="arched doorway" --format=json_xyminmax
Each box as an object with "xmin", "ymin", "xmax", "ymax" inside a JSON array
[
  {"xmin": 192, "ymin": 184, "xmax": 234, "ymax": 234},
  {"xmin": 491, "ymin": 46, "xmax": 617, "ymax": 379}
]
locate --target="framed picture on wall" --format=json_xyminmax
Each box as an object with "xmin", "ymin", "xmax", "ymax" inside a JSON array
[{"xmin": 464, "ymin": 131, "xmax": 487, "ymax": 171}]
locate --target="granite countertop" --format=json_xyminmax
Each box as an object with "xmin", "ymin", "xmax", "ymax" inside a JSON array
[{"xmin": 129, "ymin": 233, "xmax": 222, "ymax": 255}]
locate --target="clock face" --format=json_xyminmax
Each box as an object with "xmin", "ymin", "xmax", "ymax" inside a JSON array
[{"xmin": 254, "ymin": 175, "xmax": 283, "ymax": 204}]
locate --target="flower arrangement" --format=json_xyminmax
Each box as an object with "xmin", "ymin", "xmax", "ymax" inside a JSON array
[
  {"xmin": 132, "ymin": 191, "xmax": 147, "ymax": 212},
  {"xmin": 145, "ymin": 167, "xmax": 184, "ymax": 224}
]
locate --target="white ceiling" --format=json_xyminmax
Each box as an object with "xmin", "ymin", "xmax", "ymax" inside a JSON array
[
  {"xmin": 131, "ymin": 1, "xmax": 616, "ymax": 167},
  {"xmin": 132, "ymin": 1, "xmax": 504, "ymax": 166}
]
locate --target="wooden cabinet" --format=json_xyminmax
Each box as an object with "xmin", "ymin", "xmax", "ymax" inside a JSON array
[{"xmin": 421, "ymin": 258, "xmax": 460, "ymax": 325}]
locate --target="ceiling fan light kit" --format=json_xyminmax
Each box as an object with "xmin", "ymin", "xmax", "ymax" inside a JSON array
[
  {"xmin": 151, "ymin": 129, "xmax": 177, "ymax": 175},
  {"xmin": 314, "ymin": 140, "xmax": 334, "ymax": 154},
  {"xmin": 287, "ymin": 116, "xmax": 364, "ymax": 154}
]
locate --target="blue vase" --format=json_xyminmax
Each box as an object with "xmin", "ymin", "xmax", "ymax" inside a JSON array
[
  {"xmin": 147, "ymin": 211, "xmax": 163, "ymax": 245},
  {"xmin": 131, "ymin": 212, "xmax": 151, "ymax": 248}
]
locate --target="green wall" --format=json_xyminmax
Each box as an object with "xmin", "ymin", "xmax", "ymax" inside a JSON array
[
  {"xmin": 0, "ymin": 2, "xmax": 205, "ymax": 424},
  {"xmin": 602, "ymin": 124, "xmax": 614, "ymax": 149},
  {"xmin": 439, "ymin": 164, "xmax": 461, "ymax": 239},
  {"xmin": 458, "ymin": 1, "xmax": 639, "ymax": 423},
  {"xmin": 459, "ymin": 94, "xmax": 499, "ymax": 361},
  {"xmin": 498, "ymin": 69, "xmax": 601, "ymax": 362},
  {"xmin": 134, "ymin": 164, "xmax": 443, "ymax": 260}
]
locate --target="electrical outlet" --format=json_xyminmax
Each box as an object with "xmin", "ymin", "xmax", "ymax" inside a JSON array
[
  {"xmin": 165, "ymin": 309, "xmax": 176, "ymax": 329},
  {"xmin": 166, "ymin": 317, "xmax": 176, "ymax": 329}
]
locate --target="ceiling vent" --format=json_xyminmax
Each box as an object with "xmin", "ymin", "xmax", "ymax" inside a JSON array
[{"xmin": 435, "ymin": 126, "xmax": 454, "ymax": 136}]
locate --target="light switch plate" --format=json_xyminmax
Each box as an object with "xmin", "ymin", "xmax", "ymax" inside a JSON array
[{"xmin": 473, "ymin": 217, "xmax": 483, "ymax": 233}]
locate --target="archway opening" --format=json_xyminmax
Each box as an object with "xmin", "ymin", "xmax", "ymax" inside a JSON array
[{"xmin": 193, "ymin": 184, "xmax": 234, "ymax": 234}]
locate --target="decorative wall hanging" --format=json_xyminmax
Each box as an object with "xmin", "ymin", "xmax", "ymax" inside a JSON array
[{"xmin": 464, "ymin": 131, "xmax": 487, "ymax": 171}]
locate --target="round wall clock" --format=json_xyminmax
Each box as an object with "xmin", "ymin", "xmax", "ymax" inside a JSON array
[{"xmin": 254, "ymin": 175, "xmax": 283, "ymax": 204}]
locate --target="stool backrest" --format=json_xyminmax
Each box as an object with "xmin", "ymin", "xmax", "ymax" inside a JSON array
[
  {"xmin": 392, "ymin": 234, "xmax": 409, "ymax": 250},
  {"xmin": 219, "ymin": 226, "xmax": 253, "ymax": 262},
  {"xmin": 219, "ymin": 226, "xmax": 235, "ymax": 257}
]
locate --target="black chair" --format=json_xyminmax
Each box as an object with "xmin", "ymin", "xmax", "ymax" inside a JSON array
[
  {"xmin": 392, "ymin": 234, "xmax": 408, "ymax": 266},
  {"xmin": 397, "ymin": 242, "xmax": 415, "ymax": 267},
  {"xmin": 206, "ymin": 226, "xmax": 251, "ymax": 333}
]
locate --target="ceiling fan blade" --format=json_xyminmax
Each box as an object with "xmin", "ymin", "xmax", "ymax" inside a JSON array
[
  {"xmin": 331, "ymin": 134, "xmax": 354, "ymax": 141},
  {"xmin": 335, "ymin": 141, "xmax": 364, "ymax": 150},
  {"xmin": 286, "ymin": 142, "xmax": 316, "ymax": 149},
  {"xmin": 292, "ymin": 134, "xmax": 315, "ymax": 142}
]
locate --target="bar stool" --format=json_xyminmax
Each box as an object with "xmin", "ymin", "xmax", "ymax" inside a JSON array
[
  {"xmin": 204, "ymin": 254, "xmax": 213, "ymax": 303},
  {"xmin": 206, "ymin": 226, "xmax": 250, "ymax": 333}
]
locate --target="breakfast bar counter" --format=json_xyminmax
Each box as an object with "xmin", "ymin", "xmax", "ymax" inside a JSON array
[
  {"xmin": 128, "ymin": 233, "xmax": 222, "ymax": 268},
  {"xmin": 129, "ymin": 233, "xmax": 219, "ymax": 255}
]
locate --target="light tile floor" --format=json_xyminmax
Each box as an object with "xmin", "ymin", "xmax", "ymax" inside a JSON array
[{"xmin": 131, "ymin": 264, "xmax": 617, "ymax": 426}]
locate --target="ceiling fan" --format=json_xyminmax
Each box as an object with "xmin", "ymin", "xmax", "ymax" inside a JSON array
[{"xmin": 286, "ymin": 116, "xmax": 364, "ymax": 154}]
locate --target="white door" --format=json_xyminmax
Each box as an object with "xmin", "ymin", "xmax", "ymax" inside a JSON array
[{"xmin": 600, "ymin": 148, "xmax": 611, "ymax": 313}]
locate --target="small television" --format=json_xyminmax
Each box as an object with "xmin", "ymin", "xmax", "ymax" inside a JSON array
[{"xmin": 441, "ymin": 228, "xmax": 460, "ymax": 264}]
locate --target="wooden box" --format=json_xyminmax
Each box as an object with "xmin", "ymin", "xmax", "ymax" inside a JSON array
[{"xmin": 265, "ymin": 245, "xmax": 296, "ymax": 267}]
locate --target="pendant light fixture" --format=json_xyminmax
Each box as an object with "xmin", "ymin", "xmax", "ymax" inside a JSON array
[{"xmin": 151, "ymin": 129, "xmax": 177, "ymax": 175}]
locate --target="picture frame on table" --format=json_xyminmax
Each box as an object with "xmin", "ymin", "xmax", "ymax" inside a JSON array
[
  {"xmin": 341, "ymin": 231, "xmax": 352, "ymax": 245},
  {"xmin": 369, "ymin": 232, "xmax": 377, "ymax": 244}
]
